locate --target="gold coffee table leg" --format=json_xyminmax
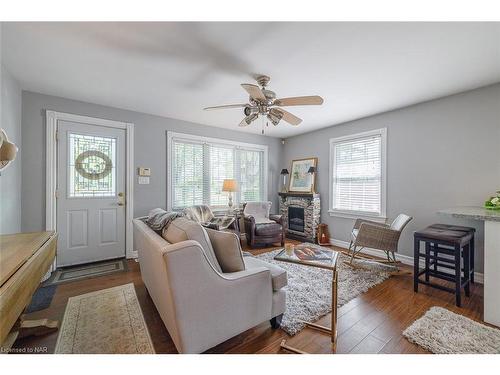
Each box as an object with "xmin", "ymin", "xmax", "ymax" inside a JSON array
[
  {"xmin": 280, "ymin": 339, "xmax": 308, "ymax": 354},
  {"xmin": 304, "ymin": 269, "xmax": 338, "ymax": 345},
  {"xmin": 331, "ymin": 269, "xmax": 338, "ymax": 348},
  {"xmin": 280, "ymin": 269, "xmax": 339, "ymax": 354}
]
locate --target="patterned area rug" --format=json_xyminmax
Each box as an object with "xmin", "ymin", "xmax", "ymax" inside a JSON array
[
  {"xmin": 46, "ymin": 259, "xmax": 128, "ymax": 285},
  {"xmin": 403, "ymin": 306, "xmax": 500, "ymax": 354},
  {"xmin": 256, "ymin": 249, "xmax": 392, "ymax": 335},
  {"xmin": 55, "ymin": 283, "xmax": 155, "ymax": 353}
]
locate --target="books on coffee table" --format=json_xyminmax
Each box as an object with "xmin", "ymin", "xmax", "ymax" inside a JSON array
[
  {"xmin": 293, "ymin": 243, "xmax": 332, "ymax": 261},
  {"xmin": 274, "ymin": 242, "xmax": 338, "ymax": 270}
]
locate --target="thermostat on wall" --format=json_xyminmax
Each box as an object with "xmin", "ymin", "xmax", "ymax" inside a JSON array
[{"xmin": 138, "ymin": 167, "xmax": 151, "ymax": 176}]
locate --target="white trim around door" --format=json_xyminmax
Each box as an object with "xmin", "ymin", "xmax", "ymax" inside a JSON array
[{"xmin": 45, "ymin": 110, "xmax": 136, "ymax": 261}]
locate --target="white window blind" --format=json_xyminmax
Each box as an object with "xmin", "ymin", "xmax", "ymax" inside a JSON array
[
  {"xmin": 209, "ymin": 144, "xmax": 234, "ymax": 207},
  {"xmin": 238, "ymin": 149, "xmax": 263, "ymax": 203},
  {"xmin": 169, "ymin": 133, "xmax": 267, "ymax": 210},
  {"xmin": 330, "ymin": 130, "xmax": 386, "ymax": 216},
  {"xmin": 172, "ymin": 141, "xmax": 204, "ymax": 208}
]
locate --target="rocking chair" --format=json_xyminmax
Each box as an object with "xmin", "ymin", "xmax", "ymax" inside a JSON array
[{"xmin": 347, "ymin": 214, "xmax": 412, "ymax": 270}]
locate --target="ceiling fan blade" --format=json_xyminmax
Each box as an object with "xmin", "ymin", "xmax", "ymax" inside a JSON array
[
  {"xmin": 274, "ymin": 108, "xmax": 302, "ymax": 126},
  {"xmin": 241, "ymin": 84, "xmax": 266, "ymax": 101},
  {"xmin": 238, "ymin": 114, "xmax": 258, "ymax": 127},
  {"xmin": 274, "ymin": 95, "xmax": 324, "ymax": 107},
  {"xmin": 204, "ymin": 104, "xmax": 247, "ymax": 111}
]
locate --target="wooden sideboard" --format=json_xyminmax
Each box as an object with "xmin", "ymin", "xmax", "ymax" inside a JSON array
[{"xmin": 0, "ymin": 231, "xmax": 58, "ymax": 346}]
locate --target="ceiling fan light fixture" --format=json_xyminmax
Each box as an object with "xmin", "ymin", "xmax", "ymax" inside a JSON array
[
  {"xmin": 267, "ymin": 113, "xmax": 281, "ymax": 126},
  {"xmin": 205, "ymin": 74, "xmax": 323, "ymax": 131},
  {"xmin": 243, "ymin": 106, "xmax": 259, "ymax": 116},
  {"xmin": 245, "ymin": 113, "xmax": 258, "ymax": 125}
]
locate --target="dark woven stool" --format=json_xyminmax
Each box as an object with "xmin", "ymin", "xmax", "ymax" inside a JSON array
[
  {"xmin": 413, "ymin": 224, "xmax": 474, "ymax": 306},
  {"xmin": 426, "ymin": 224, "xmax": 476, "ymax": 283}
]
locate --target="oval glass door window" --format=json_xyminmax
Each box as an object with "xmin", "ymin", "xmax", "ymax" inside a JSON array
[
  {"xmin": 75, "ymin": 150, "xmax": 112, "ymax": 180},
  {"xmin": 68, "ymin": 133, "xmax": 116, "ymax": 197}
]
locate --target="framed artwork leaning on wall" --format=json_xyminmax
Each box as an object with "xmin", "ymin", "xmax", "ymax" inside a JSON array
[{"xmin": 288, "ymin": 157, "xmax": 317, "ymax": 193}]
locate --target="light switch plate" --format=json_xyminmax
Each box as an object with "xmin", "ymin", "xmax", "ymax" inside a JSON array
[{"xmin": 138, "ymin": 176, "xmax": 150, "ymax": 185}]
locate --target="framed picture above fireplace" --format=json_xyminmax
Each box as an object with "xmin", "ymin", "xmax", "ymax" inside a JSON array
[{"xmin": 288, "ymin": 157, "xmax": 317, "ymax": 193}]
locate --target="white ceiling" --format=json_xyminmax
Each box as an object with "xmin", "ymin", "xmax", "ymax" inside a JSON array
[{"xmin": 2, "ymin": 22, "xmax": 500, "ymax": 138}]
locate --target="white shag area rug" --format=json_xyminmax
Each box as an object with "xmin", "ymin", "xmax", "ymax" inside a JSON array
[
  {"xmin": 256, "ymin": 249, "xmax": 391, "ymax": 335},
  {"xmin": 55, "ymin": 283, "xmax": 155, "ymax": 354},
  {"xmin": 403, "ymin": 306, "xmax": 500, "ymax": 354}
]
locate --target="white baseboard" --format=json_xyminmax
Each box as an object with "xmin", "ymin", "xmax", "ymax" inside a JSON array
[{"xmin": 330, "ymin": 238, "xmax": 483, "ymax": 284}]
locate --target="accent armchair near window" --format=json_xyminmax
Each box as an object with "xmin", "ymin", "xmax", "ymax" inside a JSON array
[
  {"xmin": 348, "ymin": 214, "xmax": 413, "ymax": 269},
  {"xmin": 243, "ymin": 202, "xmax": 285, "ymax": 248}
]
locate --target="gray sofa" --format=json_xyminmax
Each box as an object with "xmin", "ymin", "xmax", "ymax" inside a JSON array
[{"xmin": 133, "ymin": 217, "xmax": 287, "ymax": 353}]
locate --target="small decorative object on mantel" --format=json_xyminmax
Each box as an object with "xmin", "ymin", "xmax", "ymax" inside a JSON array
[
  {"xmin": 280, "ymin": 169, "xmax": 289, "ymax": 193},
  {"xmin": 317, "ymin": 223, "xmax": 330, "ymax": 245},
  {"xmin": 288, "ymin": 157, "xmax": 317, "ymax": 193},
  {"xmin": 484, "ymin": 190, "xmax": 500, "ymax": 210}
]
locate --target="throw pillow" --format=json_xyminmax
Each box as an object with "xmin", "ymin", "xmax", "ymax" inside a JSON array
[
  {"xmin": 163, "ymin": 217, "xmax": 222, "ymax": 273},
  {"xmin": 205, "ymin": 228, "xmax": 245, "ymax": 273}
]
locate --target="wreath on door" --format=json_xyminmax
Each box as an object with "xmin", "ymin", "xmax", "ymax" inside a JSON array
[{"xmin": 75, "ymin": 150, "xmax": 113, "ymax": 180}]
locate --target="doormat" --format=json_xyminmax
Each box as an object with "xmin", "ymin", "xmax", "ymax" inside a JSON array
[
  {"xmin": 26, "ymin": 285, "xmax": 58, "ymax": 313},
  {"xmin": 45, "ymin": 258, "xmax": 128, "ymax": 285}
]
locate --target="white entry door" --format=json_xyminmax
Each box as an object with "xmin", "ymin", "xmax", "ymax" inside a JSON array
[{"xmin": 56, "ymin": 120, "xmax": 126, "ymax": 267}]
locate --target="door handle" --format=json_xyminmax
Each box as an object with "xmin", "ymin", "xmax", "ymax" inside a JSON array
[{"xmin": 117, "ymin": 192, "xmax": 125, "ymax": 206}]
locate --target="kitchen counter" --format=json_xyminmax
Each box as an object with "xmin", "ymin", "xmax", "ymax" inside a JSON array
[
  {"xmin": 438, "ymin": 206, "xmax": 500, "ymax": 221},
  {"xmin": 439, "ymin": 206, "xmax": 500, "ymax": 327}
]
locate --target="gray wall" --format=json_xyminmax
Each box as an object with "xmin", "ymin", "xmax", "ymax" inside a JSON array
[
  {"xmin": 18, "ymin": 84, "xmax": 500, "ymax": 273},
  {"xmin": 282, "ymin": 83, "xmax": 500, "ymax": 272},
  {"xmin": 0, "ymin": 64, "xmax": 22, "ymax": 234},
  {"xmin": 21, "ymin": 91, "xmax": 283, "ymax": 232}
]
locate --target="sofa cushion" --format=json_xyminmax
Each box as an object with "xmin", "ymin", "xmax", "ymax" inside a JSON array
[
  {"xmin": 255, "ymin": 222, "xmax": 282, "ymax": 236},
  {"xmin": 163, "ymin": 217, "xmax": 222, "ymax": 273},
  {"xmin": 205, "ymin": 229, "xmax": 245, "ymax": 273},
  {"xmin": 243, "ymin": 257, "xmax": 287, "ymax": 291}
]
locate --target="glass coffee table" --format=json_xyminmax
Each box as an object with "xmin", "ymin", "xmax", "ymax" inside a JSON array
[{"xmin": 274, "ymin": 243, "xmax": 339, "ymax": 354}]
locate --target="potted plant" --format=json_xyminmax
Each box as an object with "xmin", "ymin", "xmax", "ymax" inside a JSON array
[{"xmin": 484, "ymin": 190, "xmax": 500, "ymax": 210}]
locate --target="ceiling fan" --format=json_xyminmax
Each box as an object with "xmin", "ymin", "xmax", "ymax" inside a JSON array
[{"xmin": 204, "ymin": 75, "xmax": 323, "ymax": 133}]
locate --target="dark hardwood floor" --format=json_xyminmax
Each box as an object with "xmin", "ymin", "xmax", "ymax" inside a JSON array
[{"xmin": 12, "ymin": 241, "xmax": 484, "ymax": 354}]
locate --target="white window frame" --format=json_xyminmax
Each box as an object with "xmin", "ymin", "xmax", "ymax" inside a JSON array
[
  {"xmin": 328, "ymin": 128, "xmax": 387, "ymax": 222},
  {"xmin": 167, "ymin": 131, "xmax": 269, "ymax": 212}
]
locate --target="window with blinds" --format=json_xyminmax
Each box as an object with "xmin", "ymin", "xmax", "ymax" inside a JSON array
[
  {"xmin": 168, "ymin": 132, "xmax": 267, "ymax": 210},
  {"xmin": 329, "ymin": 129, "xmax": 386, "ymax": 217}
]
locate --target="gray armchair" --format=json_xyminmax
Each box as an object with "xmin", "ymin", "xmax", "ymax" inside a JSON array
[{"xmin": 133, "ymin": 217, "xmax": 287, "ymax": 353}]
